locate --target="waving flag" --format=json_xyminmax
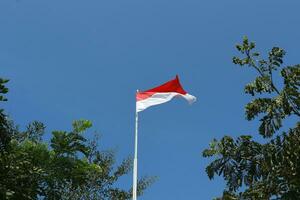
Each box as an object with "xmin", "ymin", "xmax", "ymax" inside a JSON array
[
  {"xmin": 132, "ymin": 75, "xmax": 196, "ymax": 200},
  {"xmin": 136, "ymin": 75, "xmax": 196, "ymax": 112}
]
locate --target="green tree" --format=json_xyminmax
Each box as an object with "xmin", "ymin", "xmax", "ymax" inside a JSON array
[
  {"xmin": 0, "ymin": 78, "xmax": 15, "ymax": 151},
  {"xmin": 0, "ymin": 80, "xmax": 154, "ymax": 199},
  {"xmin": 203, "ymin": 37, "xmax": 300, "ymax": 200}
]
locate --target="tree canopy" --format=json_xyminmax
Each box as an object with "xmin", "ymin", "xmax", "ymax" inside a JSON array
[
  {"xmin": 0, "ymin": 80, "xmax": 154, "ymax": 200},
  {"xmin": 203, "ymin": 37, "xmax": 300, "ymax": 200}
]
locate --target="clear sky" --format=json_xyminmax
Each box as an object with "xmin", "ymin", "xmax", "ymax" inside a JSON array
[{"xmin": 1, "ymin": 0, "xmax": 300, "ymax": 199}]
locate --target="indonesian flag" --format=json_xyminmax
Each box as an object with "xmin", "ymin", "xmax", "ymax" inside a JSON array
[{"xmin": 136, "ymin": 75, "xmax": 196, "ymax": 112}]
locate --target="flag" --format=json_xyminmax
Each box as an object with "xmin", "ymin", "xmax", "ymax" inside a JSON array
[{"xmin": 136, "ymin": 75, "xmax": 196, "ymax": 112}]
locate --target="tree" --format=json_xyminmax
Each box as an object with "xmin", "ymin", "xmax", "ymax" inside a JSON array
[
  {"xmin": 0, "ymin": 80, "xmax": 154, "ymax": 199},
  {"xmin": 0, "ymin": 78, "xmax": 15, "ymax": 151},
  {"xmin": 203, "ymin": 37, "xmax": 300, "ymax": 199}
]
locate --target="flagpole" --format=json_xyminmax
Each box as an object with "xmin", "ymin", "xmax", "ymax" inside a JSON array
[{"xmin": 132, "ymin": 90, "xmax": 139, "ymax": 200}]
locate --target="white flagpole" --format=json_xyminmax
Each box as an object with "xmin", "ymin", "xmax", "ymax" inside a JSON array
[{"xmin": 132, "ymin": 90, "xmax": 139, "ymax": 200}]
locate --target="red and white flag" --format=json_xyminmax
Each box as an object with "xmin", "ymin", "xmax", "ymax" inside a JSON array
[{"xmin": 136, "ymin": 75, "xmax": 196, "ymax": 112}]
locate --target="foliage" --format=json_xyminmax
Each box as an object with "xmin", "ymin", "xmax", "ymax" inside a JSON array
[
  {"xmin": 203, "ymin": 37, "xmax": 300, "ymax": 200},
  {"xmin": 0, "ymin": 78, "xmax": 15, "ymax": 151},
  {"xmin": 0, "ymin": 79, "xmax": 154, "ymax": 199}
]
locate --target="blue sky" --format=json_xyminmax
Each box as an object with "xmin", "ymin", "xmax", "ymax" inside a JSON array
[{"xmin": 1, "ymin": 0, "xmax": 300, "ymax": 199}]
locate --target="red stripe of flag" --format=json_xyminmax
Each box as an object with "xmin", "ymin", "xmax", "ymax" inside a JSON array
[{"xmin": 136, "ymin": 75, "xmax": 187, "ymax": 101}]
